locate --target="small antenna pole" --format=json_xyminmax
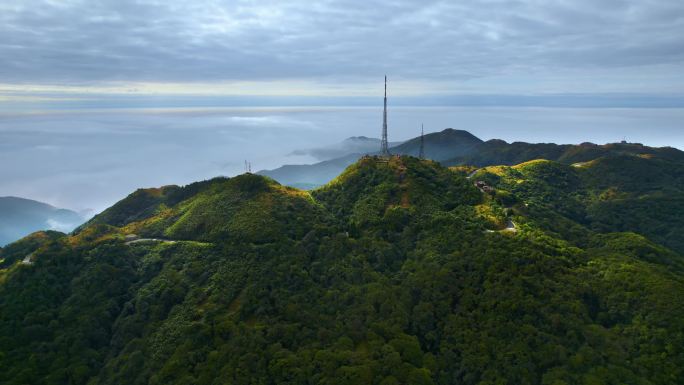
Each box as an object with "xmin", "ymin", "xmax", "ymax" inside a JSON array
[{"xmin": 419, "ymin": 123, "xmax": 425, "ymax": 159}]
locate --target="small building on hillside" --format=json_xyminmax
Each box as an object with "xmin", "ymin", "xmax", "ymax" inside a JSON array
[{"xmin": 475, "ymin": 181, "xmax": 494, "ymax": 194}]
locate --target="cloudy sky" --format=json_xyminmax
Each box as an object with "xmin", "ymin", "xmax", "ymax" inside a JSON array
[
  {"xmin": 1, "ymin": 0, "xmax": 684, "ymax": 214},
  {"xmin": 1, "ymin": 0, "xmax": 684, "ymax": 103}
]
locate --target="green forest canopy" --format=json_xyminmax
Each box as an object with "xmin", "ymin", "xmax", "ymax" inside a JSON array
[{"xmin": 1, "ymin": 153, "xmax": 683, "ymax": 385}]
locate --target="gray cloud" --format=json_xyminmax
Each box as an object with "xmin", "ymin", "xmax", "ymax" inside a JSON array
[{"xmin": 1, "ymin": 0, "xmax": 683, "ymax": 88}]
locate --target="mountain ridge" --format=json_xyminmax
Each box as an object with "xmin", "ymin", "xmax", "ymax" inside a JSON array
[
  {"xmin": 258, "ymin": 128, "xmax": 484, "ymax": 187},
  {"xmin": 0, "ymin": 196, "xmax": 85, "ymax": 246},
  {"xmin": 2, "ymin": 148, "xmax": 684, "ymax": 384},
  {"xmin": 259, "ymin": 128, "xmax": 681, "ymax": 189}
]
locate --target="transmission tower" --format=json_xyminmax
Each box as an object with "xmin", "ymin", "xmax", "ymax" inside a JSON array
[{"xmin": 381, "ymin": 76, "xmax": 390, "ymax": 156}]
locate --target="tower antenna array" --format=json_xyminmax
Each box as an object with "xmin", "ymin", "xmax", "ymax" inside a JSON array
[{"xmin": 381, "ymin": 76, "xmax": 390, "ymax": 156}]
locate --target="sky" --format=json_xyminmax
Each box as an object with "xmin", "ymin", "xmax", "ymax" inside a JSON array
[
  {"xmin": 1, "ymin": 0, "xmax": 684, "ymax": 212},
  {"xmin": 1, "ymin": 0, "xmax": 684, "ymax": 102}
]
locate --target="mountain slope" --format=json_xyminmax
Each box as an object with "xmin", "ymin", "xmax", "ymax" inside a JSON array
[
  {"xmin": 468, "ymin": 153, "xmax": 684, "ymax": 253},
  {"xmin": 1, "ymin": 156, "xmax": 683, "ymax": 385},
  {"xmin": 0, "ymin": 196, "xmax": 85, "ymax": 246},
  {"xmin": 445, "ymin": 138, "xmax": 684, "ymax": 167}
]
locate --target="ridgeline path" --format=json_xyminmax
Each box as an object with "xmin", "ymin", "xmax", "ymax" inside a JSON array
[
  {"xmin": 467, "ymin": 169, "xmax": 480, "ymax": 179},
  {"xmin": 125, "ymin": 238, "xmax": 177, "ymax": 245}
]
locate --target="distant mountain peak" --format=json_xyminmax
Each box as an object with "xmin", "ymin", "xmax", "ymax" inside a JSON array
[
  {"xmin": 344, "ymin": 135, "xmax": 376, "ymax": 141},
  {"xmin": 440, "ymin": 127, "xmax": 480, "ymax": 136},
  {"xmin": 0, "ymin": 196, "xmax": 57, "ymax": 209},
  {"xmin": 0, "ymin": 196, "xmax": 85, "ymax": 246},
  {"xmin": 289, "ymin": 136, "xmax": 402, "ymax": 162}
]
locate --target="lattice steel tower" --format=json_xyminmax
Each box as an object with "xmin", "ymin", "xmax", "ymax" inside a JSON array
[{"xmin": 381, "ymin": 76, "xmax": 390, "ymax": 156}]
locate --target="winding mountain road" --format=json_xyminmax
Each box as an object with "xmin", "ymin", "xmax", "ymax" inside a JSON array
[
  {"xmin": 503, "ymin": 219, "xmax": 518, "ymax": 232},
  {"xmin": 21, "ymin": 253, "xmax": 34, "ymax": 265},
  {"xmin": 468, "ymin": 168, "xmax": 519, "ymax": 234},
  {"xmin": 125, "ymin": 238, "xmax": 176, "ymax": 245}
]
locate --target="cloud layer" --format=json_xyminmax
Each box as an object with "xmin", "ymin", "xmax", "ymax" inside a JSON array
[
  {"xmin": 2, "ymin": 106, "xmax": 683, "ymax": 212},
  {"xmin": 1, "ymin": 0, "xmax": 684, "ymax": 94}
]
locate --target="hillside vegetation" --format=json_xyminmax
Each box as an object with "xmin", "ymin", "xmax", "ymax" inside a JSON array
[
  {"xmin": 1, "ymin": 153, "xmax": 683, "ymax": 385},
  {"xmin": 469, "ymin": 153, "xmax": 684, "ymax": 254}
]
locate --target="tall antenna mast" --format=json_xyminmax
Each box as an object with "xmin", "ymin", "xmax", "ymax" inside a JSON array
[
  {"xmin": 381, "ymin": 76, "xmax": 390, "ymax": 156},
  {"xmin": 419, "ymin": 123, "xmax": 425, "ymax": 159}
]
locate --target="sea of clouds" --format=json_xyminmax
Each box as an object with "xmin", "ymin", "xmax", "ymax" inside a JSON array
[{"xmin": 1, "ymin": 106, "xmax": 683, "ymax": 213}]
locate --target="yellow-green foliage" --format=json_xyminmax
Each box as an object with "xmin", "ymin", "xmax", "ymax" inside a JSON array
[
  {"xmin": 159, "ymin": 174, "xmax": 326, "ymax": 243},
  {"xmin": 597, "ymin": 187, "xmax": 629, "ymax": 201},
  {"xmin": 512, "ymin": 158, "xmax": 554, "ymax": 170},
  {"xmin": 475, "ymin": 202, "xmax": 507, "ymax": 229},
  {"xmin": 448, "ymin": 165, "xmax": 478, "ymax": 176},
  {"xmin": 480, "ymin": 165, "xmax": 511, "ymax": 177},
  {"xmin": 69, "ymin": 224, "xmax": 121, "ymax": 245},
  {"xmin": 315, "ymin": 156, "xmax": 481, "ymax": 228}
]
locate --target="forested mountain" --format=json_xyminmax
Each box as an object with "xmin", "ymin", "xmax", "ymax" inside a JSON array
[
  {"xmin": 389, "ymin": 129, "xmax": 483, "ymax": 160},
  {"xmin": 1, "ymin": 153, "xmax": 683, "ymax": 385},
  {"xmin": 0, "ymin": 197, "xmax": 85, "ymax": 246},
  {"xmin": 444, "ymin": 139, "xmax": 684, "ymax": 167}
]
